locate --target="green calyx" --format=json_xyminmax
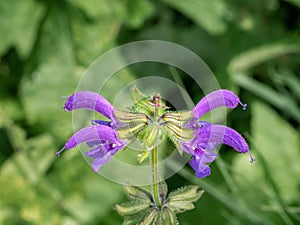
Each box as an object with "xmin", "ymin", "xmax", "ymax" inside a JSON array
[
  {"xmin": 115, "ymin": 183, "xmax": 204, "ymax": 225},
  {"xmin": 114, "ymin": 86, "xmax": 195, "ymax": 162}
]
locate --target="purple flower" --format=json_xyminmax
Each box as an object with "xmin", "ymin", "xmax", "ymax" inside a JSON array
[
  {"xmin": 180, "ymin": 90, "xmax": 254, "ymax": 178},
  {"xmin": 57, "ymin": 89, "xmax": 253, "ymax": 178},
  {"xmin": 56, "ymin": 91, "xmax": 126, "ymax": 172}
]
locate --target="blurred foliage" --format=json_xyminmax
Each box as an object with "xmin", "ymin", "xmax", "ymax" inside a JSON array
[{"xmin": 0, "ymin": 0, "xmax": 300, "ymax": 224}]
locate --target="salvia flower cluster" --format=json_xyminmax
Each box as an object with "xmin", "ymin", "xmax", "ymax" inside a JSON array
[
  {"xmin": 57, "ymin": 86, "xmax": 253, "ymax": 224},
  {"xmin": 57, "ymin": 86, "xmax": 252, "ymax": 178}
]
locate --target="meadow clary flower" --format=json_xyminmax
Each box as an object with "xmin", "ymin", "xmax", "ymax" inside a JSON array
[
  {"xmin": 57, "ymin": 88, "xmax": 252, "ymax": 178},
  {"xmin": 56, "ymin": 91, "xmax": 126, "ymax": 172},
  {"xmin": 180, "ymin": 90, "xmax": 254, "ymax": 178}
]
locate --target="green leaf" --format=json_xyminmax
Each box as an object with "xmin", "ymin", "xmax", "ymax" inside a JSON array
[
  {"xmin": 69, "ymin": 0, "xmax": 124, "ymax": 19},
  {"xmin": 227, "ymin": 41, "xmax": 300, "ymax": 73},
  {"xmin": 0, "ymin": 98, "xmax": 23, "ymax": 123},
  {"xmin": 70, "ymin": 0, "xmax": 123, "ymax": 66},
  {"xmin": 123, "ymin": 184, "xmax": 152, "ymax": 202},
  {"xmin": 284, "ymin": 0, "xmax": 300, "ymax": 8},
  {"xmin": 162, "ymin": 0, "xmax": 231, "ymax": 35},
  {"xmin": 115, "ymin": 201, "xmax": 151, "ymax": 216},
  {"xmin": 52, "ymin": 156, "xmax": 124, "ymax": 223},
  {"xmin": 227, "ymin": 41, "xmax": 300, "ymax": 123},
  {"xmin": 123, "ymin": 0, "xmax": 155, "ymax": 29},
  {"xmin": 0, "ymin": 0, "xmax": 44, "ymax": 57},
  {"xmin": 25, "ymin": 134, "xmax": 56, "ymax": 177},
  {"xmin": 274, "ymin": 69, "xmax": 300, "ymax": 101},
  {"xmin": 230, "ymin": 73, "xmax": 300, "ymax": 123},
  {"xmin": 167, "ymin": 185, "xmax": 204, "ymax": 213},
  {"xmin": 0, "ymin": 173, "xmax": 61, "ymax": 224},
  {"xmin": 1, "ymin": 133, "xmax": 56, "ymax": 183},
  {"xmin": 232, "ymin": 101, "xmax": 300, "ymax": 204}
]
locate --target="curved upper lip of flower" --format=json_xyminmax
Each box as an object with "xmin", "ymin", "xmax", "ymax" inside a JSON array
[
  {"xmin": 63, "ymin": 91, "xmax": 117, "ymax": 124},
  {"xmin": 191, "ymin": 89, "xmax": 247, "ymax": 121}
]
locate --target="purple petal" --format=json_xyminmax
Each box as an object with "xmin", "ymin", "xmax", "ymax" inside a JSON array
[
  {"xmin": 91, "ymin": 120, "xmax": 112, "ymax": 127},
  {"xmin": 195, "ymin": 124, "xmax": 249, "ymax": 153},
  {"xmin": 91, "ymin": 156, "xmax": 113, "ymax": 172},
  {"xmin": 85, "ymin": 144, "xmax": 122, "ymax": 172},
  {"xmin": 190, "ymin": 157, "xmax": 212, "ymax": 178},
  {"xmin": 64, "ymin": 125, "xmax": 124, "ymax": 150},
  {"xmin": 86, "ymin": 140, "xmax": 103, "ymax": 147},
  {"xmin": 181, "ymin": 143, "xmax": 217, "ymax": 178},
  {"xmin": 192, "ymin": 90, "xmax": 246, "ymax": 120},
  {"xmin": 64, "ymin": 91, "xmax": 115, "ymax": 121},
  {"xmin": 200, "ymin": 150, "xmax": 218, "ymax": 163}
]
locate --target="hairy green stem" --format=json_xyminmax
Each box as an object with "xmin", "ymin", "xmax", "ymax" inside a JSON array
[{"xmin": 151, "ymin": 146, "xmax": 161, "ymax": 207}]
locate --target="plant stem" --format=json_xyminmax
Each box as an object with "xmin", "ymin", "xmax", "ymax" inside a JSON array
[{"xmin": 151, "ymin": 146, "xmax": 161, "ymax": 207}]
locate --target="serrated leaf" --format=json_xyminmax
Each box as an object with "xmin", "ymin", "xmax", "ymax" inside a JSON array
[
  {"xmin": 168, "ymin": 185, "xmax": 203, "ymax": 201},
  {"xmin": 168, "ymin": 200, "xmax": 195, "ymax": 213},
  {"xmin": 167, "ymin": 185, "xmax": 204, "ymax": 213}
]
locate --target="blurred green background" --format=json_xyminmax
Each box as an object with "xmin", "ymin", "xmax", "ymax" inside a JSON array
[{"xmin": 1, "ymin": 0, "xmax": 300, "ymax": 224}]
